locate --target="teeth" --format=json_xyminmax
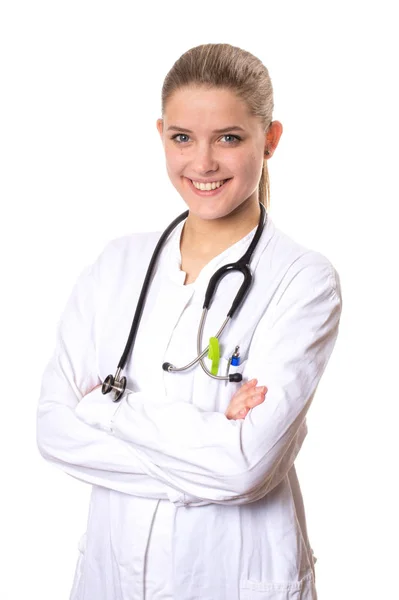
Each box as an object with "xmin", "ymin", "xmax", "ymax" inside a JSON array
[{"xmin": 192, "ymin": 179, "xmax": 226, "ymax": 191}]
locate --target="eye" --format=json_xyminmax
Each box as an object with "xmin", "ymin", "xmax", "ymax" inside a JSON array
[
  {"xmin": 171, "ymin": 133, "xmax": 190, "ymax": 144},
  {"xmin": 170, "ymin": 133, "xmax": 242, "ymax": 144},
  {"xmin": 221, "ymin": 134, "xmax": 241, "ymax": 144}
]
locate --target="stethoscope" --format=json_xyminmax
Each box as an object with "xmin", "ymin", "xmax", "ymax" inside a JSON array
[{"xmin": 102, "ymin": 202, "xmax": 267, "ymax": 402}]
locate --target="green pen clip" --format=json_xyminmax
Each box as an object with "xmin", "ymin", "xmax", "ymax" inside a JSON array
[{"xmin": 207, "ymin": 337, "xmax": 220, "ymax": 376}]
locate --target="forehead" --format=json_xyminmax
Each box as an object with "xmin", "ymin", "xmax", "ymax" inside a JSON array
[{"xmin": 164, "ymin": 86, "xmax": 254, "ymax": 129}]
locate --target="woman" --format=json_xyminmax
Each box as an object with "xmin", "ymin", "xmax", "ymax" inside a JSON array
[{"xmin": 36, "ymin": 43, "xmax": 342, "ymax": 600}]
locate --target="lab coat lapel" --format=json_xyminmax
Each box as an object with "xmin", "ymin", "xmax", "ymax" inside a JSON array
[{"xmin": 127, "ymin": 274, "xmax": 194, "ymax": 394}]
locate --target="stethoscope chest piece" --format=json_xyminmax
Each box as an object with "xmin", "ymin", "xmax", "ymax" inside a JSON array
[{"xmin": 102, "ymin": 371, "xmax": 127, "ymax": 402}]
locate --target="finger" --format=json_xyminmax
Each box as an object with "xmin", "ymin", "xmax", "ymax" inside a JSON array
[
  {"xmin": 244, "ymin": 392, "xmax": 267, "ymax": 411},
  {"xmin": 231, "ymin": 379, "xmax": 258, "ymax": 401},
  {"xmin": 231, "ymin": 390, "xmax": 265, "ymax": 411},
  {"xmin": 250, "ymin": 393, "xmax": 266, "ymax": 406},
  {"xmin": 230, "ymin": 387, "xmax": 267, "ymax": 411},
  {"xmin": 245, "ymin": 379, "xmax": 258, "ymax": 387},
  {"xmin": 237, "ymin": 393, "xmax": 265, "ymax": 417},
  {"xmin": 237, "ymin": 379, "xmax": 258, "ymax": 391},
  {"xmin": 253, "ymin": 386, "xmax": 267, "ymax": 394},
  {"xmin": 237, "ymin": 408, "xmax": 249, "ymax": 418}
]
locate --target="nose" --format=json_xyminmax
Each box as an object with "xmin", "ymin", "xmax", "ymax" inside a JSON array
[{"xmin": 192, "ymin": 143, "xmax": 218, "ymax": 174}]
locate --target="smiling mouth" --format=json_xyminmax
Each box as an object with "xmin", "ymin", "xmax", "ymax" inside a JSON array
[{"xmin": 188, "ymin": 178, "xmax": 231, "ymax": 191}]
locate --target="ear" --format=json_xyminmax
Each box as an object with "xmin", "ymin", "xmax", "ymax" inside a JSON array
[
  {"xmin": 156, "ymin": 118, "xmax": 164, "ymax": 139},
  {"xmin": 264, "ymin": 120, "xmax": 283, "ymax": 159}
]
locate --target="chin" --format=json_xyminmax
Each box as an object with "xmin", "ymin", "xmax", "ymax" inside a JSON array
[{"xmin": 187, "ymin": 202, "xmax": 237, "ymax": 221}]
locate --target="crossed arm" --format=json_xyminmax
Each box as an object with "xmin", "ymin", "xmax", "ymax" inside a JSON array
[{"xmin": 36, "ymin": 256, "xmax": 342, "ymax": 506}]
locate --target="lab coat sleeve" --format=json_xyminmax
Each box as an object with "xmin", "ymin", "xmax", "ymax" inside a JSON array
[
  {"xmin": 35, "ymin": 252, "xmax": 203, "ymax": 505},
  {"xmin": 76, "ymin": 256, "xmax": 342, "ymax": 505}
]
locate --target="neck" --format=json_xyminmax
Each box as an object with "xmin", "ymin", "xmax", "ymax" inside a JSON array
[{"xmin": 180, "ymin": 198, "xmax": 261, "ymax": 257}]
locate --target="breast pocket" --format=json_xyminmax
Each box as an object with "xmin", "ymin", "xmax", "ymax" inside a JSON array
[
  {"xmin": 189, "ymin": 354, "xmax": 248, "ymax": 414},
  {"xmin": 239, "ymin": 570, "xmax": 315, "ymax": 599},
  {"xmin": 219, "ymin": 355, "xmax": 250, "ymax": 383}
]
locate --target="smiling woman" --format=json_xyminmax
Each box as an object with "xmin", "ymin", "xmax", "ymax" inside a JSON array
[
  {"xmin": 156, "ymin": 84, "xmax": 282, "ymax": 264},
  {"xmin": 36, "ymin": 42, "xmax": 341, "ymax": 600}
]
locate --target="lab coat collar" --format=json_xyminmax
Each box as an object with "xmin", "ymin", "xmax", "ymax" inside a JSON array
[{"xmin": 162, "ymin": 212, "xmax": 276, "ymax": 290}]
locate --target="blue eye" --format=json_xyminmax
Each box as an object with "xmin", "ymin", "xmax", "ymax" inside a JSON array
[
  {"xmin": 222, "ymin": 134, "xmax": 241, "ymax": 143},
  {"xmin": 171, "ymin": 134, "xmax": 190, "ymax": 143},
  {"xmin": 170, "ymin": 134, "xmax": 241, "ymax": 144}
]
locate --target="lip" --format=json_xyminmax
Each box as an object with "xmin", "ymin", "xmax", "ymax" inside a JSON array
[
  {"xmin": 186, "ymin": 177, "xmax": 232, "ymax": 197},
  {"xmin": 188, "ymin": 177, "xmax": 229, "ymax": 183}
]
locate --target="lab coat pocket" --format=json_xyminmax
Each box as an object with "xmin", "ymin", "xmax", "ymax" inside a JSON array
[
  {"xmin": 191, "ymin": 355, "xmax": 249, "ymax": 413},
  {"xmin": 239, "ymin": 570, "xmax": 315, "ymax": 599},
  {"xmin": 68, "ymin": 532, "xmax": 87, "ymax": 600},
  {"xmin": 216, "ymin": 356, "xmax": 249, "ymax": 414},
  {"xmin": 220, "ymin": 355, "xmax": 249, "ymax": 380}
]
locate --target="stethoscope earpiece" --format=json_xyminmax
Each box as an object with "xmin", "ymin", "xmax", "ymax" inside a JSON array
[{"xmin": 229, "ymin": 373, "xmax": 243, "ymax": 383}]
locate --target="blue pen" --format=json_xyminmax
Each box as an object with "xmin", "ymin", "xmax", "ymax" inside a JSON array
[
  {"xmin": 230, "ymin": 345, "xmax": 241, "ymax": 367},
  {"xmin": 224, "ymin": 346, "xmax": 241, "ymax": 384}
]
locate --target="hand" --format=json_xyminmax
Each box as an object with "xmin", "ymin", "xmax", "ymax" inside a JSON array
[{"xmin": 225, "ymin": 379, "xmax": 268, "ymax": 420}]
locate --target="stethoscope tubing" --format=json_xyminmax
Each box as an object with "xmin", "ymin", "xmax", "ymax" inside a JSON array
[
  {"xmin": 102, "ymin": 202, "xmax": 267, "ymax": 401},
  {"xmin": 118, "ymin": 209, "xmax": 189, "ymax": 371}
]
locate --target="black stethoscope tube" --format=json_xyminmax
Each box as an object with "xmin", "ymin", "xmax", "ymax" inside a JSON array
[
  {"xmin": 203, "ymin": 204, "xmax": 266, "ymax": 318},
  {"xmin": 118, "ymin": 210, "xmax": 189, "ymax": 370}
]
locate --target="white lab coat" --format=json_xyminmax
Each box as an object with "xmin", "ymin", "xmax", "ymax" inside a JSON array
[{"xmin": 36, "ymin": 213, "xmax": 342, "ymax": 600}]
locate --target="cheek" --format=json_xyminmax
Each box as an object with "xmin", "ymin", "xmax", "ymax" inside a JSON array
[
  {"xmin": 165, "ymin": 150, "xmax": 187, "ymax": 176},
  {"xmin": 236, "ymin": 153, "xmax": 262, "ymax": 182}
]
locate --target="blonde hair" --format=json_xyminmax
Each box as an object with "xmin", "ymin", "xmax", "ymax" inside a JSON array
[{"xmin": 161, "ymin": 43, "xmax": 274, "ymax": 211}]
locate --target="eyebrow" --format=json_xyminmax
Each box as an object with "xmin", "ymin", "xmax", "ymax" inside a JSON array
[{"xmin": 166, "ymin": 125, "xmax": 245, "ymax": 134}]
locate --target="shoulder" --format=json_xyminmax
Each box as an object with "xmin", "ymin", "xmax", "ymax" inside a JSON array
[
  {"xmin": 92, "ymin": 230, "xmax": 163, "ymax": 277},
  {"xmin": 101, "ymin": 230, "xmax": 163, "ymax": 261},
  {"xmin": 263, "ymin": 218, "xmax": 341, "ymax": 302}
]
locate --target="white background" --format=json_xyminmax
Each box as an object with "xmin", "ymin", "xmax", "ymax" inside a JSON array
[{"xmin": 0, "ymin": 1, "xmax": 398, "ymax": 598}]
